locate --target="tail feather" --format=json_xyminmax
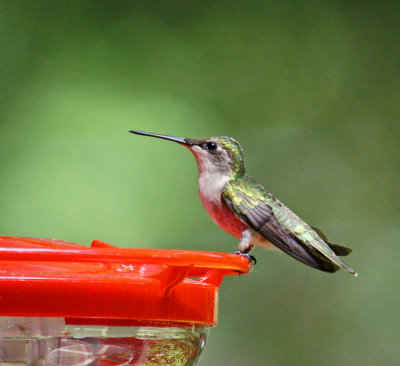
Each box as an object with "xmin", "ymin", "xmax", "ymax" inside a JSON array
[
  {"xmin": 306, "ymin": 226, "xmax": 357, "ymax": 276},
  {"xmin": 327, "ymin": 242, "xmax": 352, "ymax": 256},
  {"xmin": 311, "ymin": 225, "xmax": 353, "ymax": 257}
]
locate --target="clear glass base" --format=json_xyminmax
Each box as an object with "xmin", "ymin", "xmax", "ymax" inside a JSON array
[{"xmin": 0, "ymin": 317, "xmax": 209, "ymax": 366}]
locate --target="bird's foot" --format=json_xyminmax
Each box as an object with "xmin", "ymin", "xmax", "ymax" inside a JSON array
[{"xmin": 234, "ymin": 250, "xmax": 257, "ymax": 265}]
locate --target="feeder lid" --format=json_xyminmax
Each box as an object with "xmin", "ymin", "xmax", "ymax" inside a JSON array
[{"xmin": 0, "ymin": 237, "xmax": 251, "ymax": 326}]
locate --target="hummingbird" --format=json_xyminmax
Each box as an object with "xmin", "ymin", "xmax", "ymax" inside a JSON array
[{"xmin": 130, "ymin": 130, "xmax": 357, "ymax": 276}]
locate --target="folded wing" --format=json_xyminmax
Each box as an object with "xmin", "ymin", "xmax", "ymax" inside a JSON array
[{"xmin": 223, "ymin": 179, "xmax": 356, "ymax": 275}]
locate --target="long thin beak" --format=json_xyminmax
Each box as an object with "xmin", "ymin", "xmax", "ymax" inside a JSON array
[{"xmin": 130, "ymin": 130, "xmax": 193, "ymax": 146}]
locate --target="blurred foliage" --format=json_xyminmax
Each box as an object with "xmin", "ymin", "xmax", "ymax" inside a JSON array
[{"xmin": 0, "ymin": 1, "xmax": 399, "ymax": 365}]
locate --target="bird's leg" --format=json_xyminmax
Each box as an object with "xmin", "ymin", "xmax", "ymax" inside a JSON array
[{"xmin": 234, "ymin": 229, "xmax": 256, "ymax": 265}]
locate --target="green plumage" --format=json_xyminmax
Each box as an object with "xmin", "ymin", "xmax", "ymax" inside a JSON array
[{"xmin": 223, "ymin": 175, "xmax": 357, "ymax": 275}]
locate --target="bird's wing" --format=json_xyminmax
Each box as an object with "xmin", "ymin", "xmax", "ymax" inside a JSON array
[{"xmin": 222, "ymin": 179, "xmax": 340, "ymax": 272}]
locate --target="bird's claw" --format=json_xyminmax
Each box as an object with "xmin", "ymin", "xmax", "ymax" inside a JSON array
[{"xmin": 234, "ymin": 250, "xmax": 257, "ymax": 265}]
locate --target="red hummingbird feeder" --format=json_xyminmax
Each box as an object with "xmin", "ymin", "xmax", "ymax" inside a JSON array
[{"xmin": 0, "ymin": 236, "xmax": 251, "ymax": 365}]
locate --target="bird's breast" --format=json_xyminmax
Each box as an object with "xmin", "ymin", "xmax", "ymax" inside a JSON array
[{"xmin": 198, "ymin": 174, "xmax": 246, "ymax": 239}]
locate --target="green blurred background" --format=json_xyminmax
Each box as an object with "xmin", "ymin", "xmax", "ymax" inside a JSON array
[{"xmin": 1, "ymin": 1, "xmax": 399, "ymax": 365}]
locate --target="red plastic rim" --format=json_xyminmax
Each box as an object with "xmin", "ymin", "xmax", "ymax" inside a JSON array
[{"xmin": 0, "ymin": 237, "xmax": 252, "ymax": 326}]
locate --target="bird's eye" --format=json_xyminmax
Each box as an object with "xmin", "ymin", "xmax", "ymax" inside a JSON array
[{"xmin": 206, "ymin": 142, "xmax": 217, "ymax": 151}]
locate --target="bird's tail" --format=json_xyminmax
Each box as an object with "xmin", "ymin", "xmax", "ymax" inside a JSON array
[
  {"xmin": 310, "ymin": 226, "xmax": 357, "ymax": 276},
  {"xmin": 327, "ymin": 242, "xmax": 352, "ymax": 256}
]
